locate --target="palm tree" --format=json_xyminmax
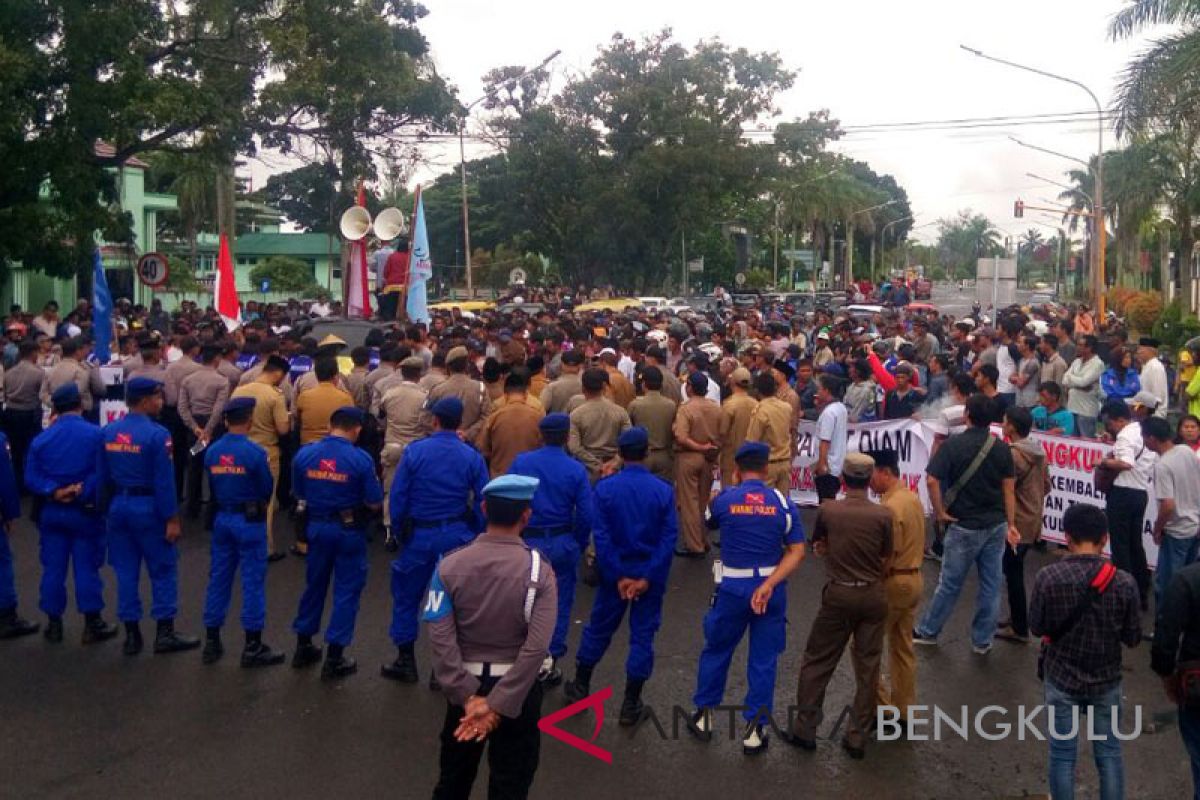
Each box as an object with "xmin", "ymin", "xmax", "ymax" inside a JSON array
[{"xmin": 1020, "ymin": 228, "xmax": 1045, "ymax": 256}]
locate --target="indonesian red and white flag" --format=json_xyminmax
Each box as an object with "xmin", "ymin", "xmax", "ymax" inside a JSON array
[
  {"xmin": 215, "ymin": 232, "xmax": 242, "ymax": 331},
  {"xmin": 345, "ymin": 182, "xmax": 372, "ymax": 319}
]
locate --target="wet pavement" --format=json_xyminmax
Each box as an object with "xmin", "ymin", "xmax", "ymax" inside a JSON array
[{"xmin": 0, "ymin": 506, "xmax": 1189, "ymax": 799}]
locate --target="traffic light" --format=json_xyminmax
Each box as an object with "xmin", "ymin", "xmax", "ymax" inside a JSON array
[{"xmin": 1014, "ymin": 200, "xmax": 1025, "ymax": 218}]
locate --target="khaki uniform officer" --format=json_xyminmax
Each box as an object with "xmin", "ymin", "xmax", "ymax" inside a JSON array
[
  {"xmin": 230, "ymin": 355, "xmax": 291, "ymax": 559},
  {"xmin": 426, "ymin": 345, "xmax": 492, "ymax": 442},
  {"xmin": 745, "ymin": 372, "xmax": 793, "ymax": 495},
  {"xmin": 785, "ymin": 452, "xmax": 892, "ymax": 760},
  {"xmin": 568, "ymin": 368, "xmax": 631, "ymax": 483},
  {"xmin": 673, "ymin": 372, "xmax": 721, "ymax": 557},
  {"xmin": 425, "ymin": 474, "xmax": 557, "ymax": 800},
  {"xmin": 718, "ymin": 367, "xmax": 758, "ymax": 488},
  {"xmin": 540, "ymin": 350, "xmax": 585, "ymax": 414},
  {"xmin": 868, "ymin": 448, "xmax": 924, "ymax": 729},
  {"xmin": 477, "ymin": 371, "xmax": 544, "ymax": 478},
  {"xmin": 378, "ymin": 356, "xmax": 427, "ymax": 549},
  {"xmin": 628, "ymin": 365, "xmax": 676, "ymax": 482}
]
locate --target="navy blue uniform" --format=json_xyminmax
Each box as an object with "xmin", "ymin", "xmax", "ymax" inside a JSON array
[
  {"xmin": 98, "ymin": 413, "xmax": 179, "ymax": 622},
  {"xmin": 291, "ymin": 436, "xmax": 382, "ymax": 646},
  {"xmin": 509, "ymin": 445, "xmax": 593, "ymax": 659},
  {"xmin": 25, "ymin": 415, "xmax": 107, "ymax": 618},
  {"xmin": 288, "ymin": 354, "xmax": 312, "ymax": 384},
  {"xmin": 0, "ymin": 433, "xmax": 23, "ymax": 610},
  {"xmin": 387, "ymin": 430, "xmax": 488, "ymax": 646},
  {"xmin": 203, "ymin": 434, "xmax": 275, "ymax": 631},
  {"xmin": 576, "ymin": 465, "xmax": 677, "ymax": 680},
  {"xmin": 692, "ymin": 480, "xmax": 804, "ymax": 721}
]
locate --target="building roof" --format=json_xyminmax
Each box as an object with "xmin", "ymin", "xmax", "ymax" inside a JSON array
[
  {"xmin": 197, "ymin": 231, "xmax": 333, "ymax": 257},
  {"xmin": 94, "ymin": 141, "xmax": 149, "ymax": 169}
]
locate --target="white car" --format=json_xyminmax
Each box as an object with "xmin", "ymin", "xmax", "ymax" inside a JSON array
[
  {"xmin": 638, "ymin": 296, "xmax": 668, "ymax": 312},
  {"xmin": 844, "ymin": 304, "xmax": 885, "ymax": 318}
]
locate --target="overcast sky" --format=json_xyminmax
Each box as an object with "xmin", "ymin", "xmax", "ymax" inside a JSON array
[{"xmin": 252, "ymin": 0, "xmax": 1165, "ymax": 245}]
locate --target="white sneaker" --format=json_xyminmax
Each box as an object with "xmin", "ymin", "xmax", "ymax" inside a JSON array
[
  {"xmin": 687, "ymin": 708, "xmax": 713, "ymax": 742},
  {"xmin": 742, "ymin": 722, "xmax": 769, "ymax": 755},
  {"xmin": 972, "ymin": 643, "xmax": 993, "ymax": 655}
]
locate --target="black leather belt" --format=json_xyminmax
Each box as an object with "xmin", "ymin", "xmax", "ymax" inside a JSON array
[
  {"xmin": 116, "ymin": 487, "xmax": 155, "ymax": 497},
  {"xmin": 522, "ymin": 524, "xmax": 573, "ymax": 538},
  {"xmin": 412, "ymin": 514, "xmax": 470, "ymax": 528}
]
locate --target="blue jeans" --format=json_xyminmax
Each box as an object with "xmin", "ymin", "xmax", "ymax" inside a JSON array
[
  {"xmin": 1180, "ymin": 705, "xmax": 1200, "ymax": 800},
  {"xmin": 915, "ymin": 520, "xmax": 1005, "ymax": 648},
  {"xmin": 1044, "ymin": 680, "xmax": 1125, "ymax": 800},
  {"xmin": 1157, "ymin": 536, "xmax": 1199, "ymax": 626},
  {"xmin": 1074, "ymin": 414, "xmax": 1097, "ymax": 438}
]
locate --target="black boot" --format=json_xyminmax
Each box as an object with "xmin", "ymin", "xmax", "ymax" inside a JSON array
[
  {"xmin": 384, "ymin": 529, "xmax": 399, "ymax": 552},
  {"xmin": 122, "ymin": 622, "xmax": 144, "ymax": 656},
  {"xmin": 380, "ymin": 643, "xmax": 418, "ymax": 683},
  {"xmin": 429, "ymin": 669, "xmax": 441, "ymax": 691},
  {"xmin": 153, "ymin": 619, "xmax": 200, "ymax": 654},
  {"xmin": 538, "ymin": 655, "xmax": 563, "ymax": 687},
  {"xmin": 240, "ymin": 630, "xmax": 285, "ymax": 668},
  {"xmin": 0, "ymin": 607, "xmax": 39, "ymax": 639},
  {"xmin": 619, "ymin": 679, "xmax": 646, "ymax": 726},
  {"xmin": 563, "ymin": 663, "xmax": 594, "ymax": 704},
  {"xmin": 291, "ymin": 635, "xmax": 322, "ymax": 669},
  {"xmin": 201, "ymin": 627, "xmax": 224, "ymax": 664},
  {"xmin": 81, "ymin": 613, "xmax": 118, "ymax": 644},
  {"xmin": 44, "ymin": 616, "xmax": 63, "ymax": 643},
  {"xmin": 321, "ymin": 643, "xmax": 357, "ymax": 680}
]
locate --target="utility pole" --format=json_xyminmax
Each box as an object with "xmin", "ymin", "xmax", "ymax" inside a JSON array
[
  {"xmin": 772, "ymin": 200, "xmax": 780, "ymax": 288},
  {"xmin": 681, "ymin": 230, "xmax": 687, "ymax": 297}
]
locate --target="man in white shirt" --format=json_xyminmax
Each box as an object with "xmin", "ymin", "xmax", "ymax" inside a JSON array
[
  {"xmin": 813, "ymin": 374, "xmax": 848, "ymax": 502},
  {"xmin": 1137, "ymin": 337, "xmax": 1169, "ymax": 418},
  {"xmin": 1061, "ymin": 335, "xmax": 1105, "ymax": 438},
  {"xmin": 1099, "ymin": 399, "xmax": 1155, "ymax": 607},
  {"xmin": 1141, "ymin": 416, "xmax": 1200, "ymax": 626}
]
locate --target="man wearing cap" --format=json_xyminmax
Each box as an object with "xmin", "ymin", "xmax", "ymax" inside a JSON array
[
  {"xmin": 564, "ymin": 427, "xmax": 678, "ymax": 726},
  {"xmin": 426, "ymin": 345, "xmax": 492, "ymax": 442},
  {"xmin": 3, "ymin": 340, "xmax": 47, "ymax": 490},
  {"xmin": 383, "ymin": 396, "xmax": 489, "ymax": 684},
  {"xmin": 1137, "ymin": 337, "xmax": 1169, "ymax": 418},
  {"xmin": 628, "ymin": 366, "xmax": 677, "ymax": 482},
  {"xmin": 686, "ymin": 441, "xmax": 805, "ymax": 754},
  {"xmin": 477, "ymin": 370, "xmax": 544, "ymax": 479},
  {"xmin": 674, "ymin": 372, "xmax": 721, "ymax": 556},
  {"xmin": 540, "ymin": 349, "xmax": 585, "ymax": 414},
  {"xmin": 376, "ymin": 355, "xmax": 428, "ymax": 549},
  {"xmin": 290, "ymin": 406, "xmax": 383, "ymax": 679},
  {"xmin": 22, "ymin": 384, "xmax": 117, "ymax": 644},
  {"xmin": 784, "ymin": 452, "xmax": 892, "ymax": 759},
  {"xmin": 746, "ymin": 372, "xmax": 796, "ymax": 496},
  {"xmin": 866, "ymin": 447, "xmax": 924, "ymax": 731},
  {"xmin": 200, "ymin": 397, "xmax": 285, "ymax": 668},
  {"xmin": 425, "ymin": 474, "xmax": 557, "ymax": 799},
  {"xmin": 294, "ymin": 334, "xmax": 349, "ymax": 396},
  {"xmin": 568, "ymin": 368, "xmax": 631, "ymax": 483},
  {"xmin": 179, "ymin": 344, "xmax": 233, "ymax": 518},
  {"xmin": 718, "ymin": 368, "xmax": 759, "ymax": 489},
  {"xmin": 231, "ymin": 355, "xmax": 292, "ymax": 559},
  {"xmin": 98, "ymin": 376, "xmax": 199, "ymax": 656},
  {"xmin": 508, "ymin": 413, "xmax": 593, "ymax": 685}
]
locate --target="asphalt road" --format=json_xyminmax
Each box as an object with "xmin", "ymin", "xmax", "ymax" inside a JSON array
[{"xmin": 0, "ymin": 502, "xmax": 1188, "ymax": 800}]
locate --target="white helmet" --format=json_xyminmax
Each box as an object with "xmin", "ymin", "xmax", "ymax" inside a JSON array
[
  {"xmin": 646, "ymin": 329, "xmax": 668, "ymax": 345},
  {"xmin": 698, "ymin": 342, "xmax": 722, "ymax": 361}
]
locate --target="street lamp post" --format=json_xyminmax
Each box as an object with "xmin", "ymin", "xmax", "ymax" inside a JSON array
[
  {"xmin": 878, "ymin": 215, "xmax": 915, "ymax": 283},
  {"xmin": 962, "ymin": 45, "xmax": 1106, "ymax": 315},
  {"xmin": 459, "ymin": 49, "xmax": 560, "ymax": 299},
  {"xmin": 773, "ymin": 168, "xmax": 841, "ymax": 289},
  {"xmin": 847, "ymin": 199, "xmax": 900, "ymax": 288}
]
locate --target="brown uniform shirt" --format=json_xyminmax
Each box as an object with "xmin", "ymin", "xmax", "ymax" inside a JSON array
[
  {"xmin": 500, "ymin": 339, "xmax": 527, "ymax": 366},
  {"xmin": 379, "ymin": 381, "xmax": 428, "ymax": 447},
  {"xmin": 364, "ymin": 364, "xmax": 397, "ymax": 406},
  {"xmin": 163, "ymin": 356, "xmax": 202, "ymax": 408},
  {"xmin": 295, "ymin": 382, "xmax": 354, "ymax": 445},
  {"xmin": 541, "ymin": 373, "xmax": 583, "ymax": 414},
  {"xmin": 418, "ymin": 369, "xmax": 448, "ymax": 394},
  {"xmin": 655, "ymin": 368, "xmax": 682, "ymax": 407},
  {"xmin": 673, "ymin": 397, "xmax": 721, "ymax": 453},
  {"xmin": 719, "ymin": 392, "xmax": 759, "ymax": 478},
  {"xmin": 231, "ymin": 381, "xmax": 288, "ymax": 456},
  {"xmin": 629, "ymin": 390, "xmax": 677, "ymax": 455},
  {"xmin": 811, "ymin": 495, "xmax": 894, "ymax": 584},
  {"xmin": 529, "ymin": 372, "xmax": 548, "ymax": 399},
  {"xmin": 4, "ymin": 360, "xmax": 46, "ymax": 411},
  {"xmin": 295, "ymin": 370, "xmax": 349, "ymax": 397},
  {"xmin": 604, "ymin": 366, "xmax": 635, "ymax": 409},
  {"xmin": 881, "ymin": 485, "xmax": 925, "ymax": 572},
  {"xmin": 346, "ymin": 367, "xmax": 369, "ymax": 410},
  {"xmin": 569, "ymin": 397, "xmax": 631, "ymax": 479},
  {"xmin": 745, "ymin": 396, "xmax": 794, "ymax": 463},
  {"xmin": 179, "ymin": 367, "xmax": 231, "ymax": 436},
  {"xmin": 427, "ymin": 533, "xmax": 557, "ymax": 717},
  {"xmin": 426, "ymin": 372, "xmax": 492, "ymax": 441},
  {"xmin": 477, "ymin": 396, "xmax": 544, "ymax": 478},
  {"xmin": 239, "ymin": 364, "xmax": 295, "ymax": 408}
]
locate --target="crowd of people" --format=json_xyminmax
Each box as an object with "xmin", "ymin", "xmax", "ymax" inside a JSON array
[{"xmin": 0, "ymin": 284, "xmax": 1199, "ymax": 798}]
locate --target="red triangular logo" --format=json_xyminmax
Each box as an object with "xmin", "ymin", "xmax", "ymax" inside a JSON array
[{"xmin": 537, "ymin": 685, "xmax": 613, "ymax": 763}]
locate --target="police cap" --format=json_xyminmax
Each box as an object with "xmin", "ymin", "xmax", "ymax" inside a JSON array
[
  {"xmin": 400, "ymin": 355, "xmax": 424, "ymax": 370},
  {"xmin": 223, "ymin": 396, "xmax": 257, "ymax": 416},
  {"xmin": 539, "ymin": 413, "xmax": 570, "ymax": 433},
  {"xmin": 482, "ymin": 474, "xmax": 539, "ymax": 501},
  {"xmin": 843, "ymin": 452, "xmax": 875, "ymax": 479},
  {"xmin": 430, "ymin": 397, "xmax": 464, "ymax": 428},
  {"xmin": 50, "ymin": 383, "xmax": 81, "ymax": 410},
  {"xmin": 617, "ymin": 426, "xmax": 649, "ymax": 450},
  {"xmin": 734, "ymin": 441, "xmax": 770, "ymax": 469},
  {"xmin": 126, "ymin": 376, "xmax": 163, "ymax": 402},
  {"xmin": 330, "ymin": 405, "xmax": 365, "ymax": 428}
]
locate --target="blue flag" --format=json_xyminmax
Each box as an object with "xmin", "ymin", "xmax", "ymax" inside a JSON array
[
  {"xmin": 406, "ymin": 186, "xmax": 431, "ymax": 324},
  {"xmin": 92, "ymin": 249, "xmax": 112, "ymax": 365}
]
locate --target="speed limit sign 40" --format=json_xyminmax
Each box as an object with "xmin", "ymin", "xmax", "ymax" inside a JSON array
[{"xmin": 136, "ymin": 252, "xmax": 170, "ymax": 288}]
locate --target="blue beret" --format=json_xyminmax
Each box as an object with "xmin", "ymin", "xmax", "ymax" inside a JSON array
[
  {"xmin": 223, "ymin": 396, "xmax": 257, "ymax": 416},
  {"xmin": 430, "ymin": 397, "xmax": 464, "ymax": 420},
  {"xmin": 482, "ymin": 474, "xmax": 539, "ymax": 501},
  {"xmin": 734, "ymin": 441, "xmax": 770, "ymax": 463},
  {"xmin": 50, "ymin": 383, "xmax": 80, "ymax": 407},
  {"xmin": 687, "ymin": 372, "xmax": 709, "ymax": 393},
  {"xmin": 539, "ymin": 413, "xmax": 570, "ymax": 433},
  {"xmin": 126, "ymin": 376, "xmax": 163, "ymax": 401},
  {"xmin": 331, "ymin": 405, "xmax": 365, "ymax": 425},
  {"xmin": 618, "ymin": 426, "xmax": 649, "ymax": 449}
]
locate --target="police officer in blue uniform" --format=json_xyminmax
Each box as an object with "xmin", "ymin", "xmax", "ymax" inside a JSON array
[
  {"xmin": 382, "ymin": 396, "xmax": 489, "ymax": 684},
  {"xmin": 508, "ymin": 412, "xmax": 593, "ymax": 685},
  {"xmin": 564, "ymin": 426, "xmax": 678, "ymax": 725},
  {"xmin": 290, "ymin": 406, "xmax": 382, "ymax": 679},
  {"xmin": 98, "ymin": 376, "xmax": 199, "ymax": 655},
  {"xmin": 25, "ymin": 384, "xmax": 118, "ymax": 644},
  {"xmin": 685, "ymin": 441, "xmax": 806, "ymax": 754},
  {"xmin": 201, "ymin": 397, "xmax": 285, "ymax": 667},
  {"xmin": 0, "ymin": 427, "xmax": 37, "ymax": 640}
]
